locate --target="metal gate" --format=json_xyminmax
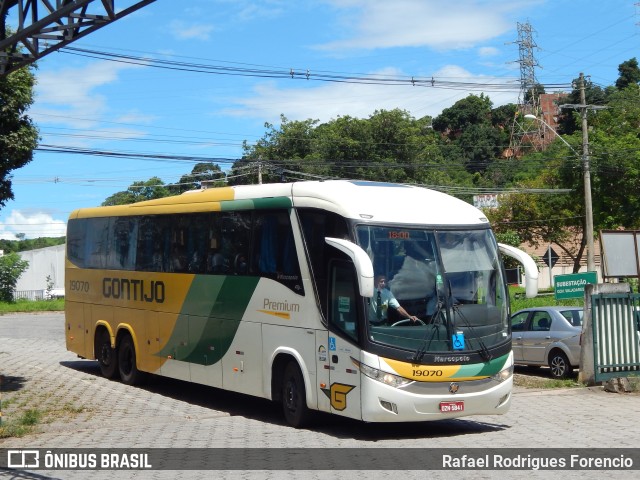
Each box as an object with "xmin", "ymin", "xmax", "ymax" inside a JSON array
[{"xmin": 590, "ymin": 292, "xmax": 640, "ymax": 382}]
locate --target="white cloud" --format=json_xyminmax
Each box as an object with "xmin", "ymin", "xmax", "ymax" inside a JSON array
[
  {"xmin": 316, "ymin": 0, "xmax": 540, "ymax": 51},
  {"xmin": 222, "ymin": 65, "xmax": 519, "ymax": 125},
  {"xmin": 34, "ymin": 61, "xmax": 145, "ymax": 128},
  {"xmin": 169, "ymin": 20, "xmax": 216, "ymax": 40},
  {"xmin": 32, "ymin": 62, "xmax": 153, "ymax": 147},
  {"xmin": 478, "ymin": 46, "xmax": 500, "ymax": 57},
  {"xmin": 0, "ymin": 211, "xmax": 66, "ymax": 240}
]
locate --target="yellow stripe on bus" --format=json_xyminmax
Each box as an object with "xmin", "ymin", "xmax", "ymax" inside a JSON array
[
  {"xmin": 257, "ymin": 310, "xmax": 291, "ymax": 320},
  {"xmin": 381, "ymin": 357, "xmax": 463, "ymax": 382}
]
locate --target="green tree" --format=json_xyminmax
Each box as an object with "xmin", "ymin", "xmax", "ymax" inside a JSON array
[
  {"xmin": 432, "ymin": 94, "xmax": 493, "ymax": 135},
  {"xmin": 233, "ymin": 116, "xmax": 320, "ymax": 185},
  {"xmin": 170, "ymin": 162, "xmax": 225, "ymax": 194},
  {"xmin": 102, "ymin": 177, "xmax": 171, "ymax": 206},
  {"xmin": 587, "ymin": 83, "xmax": 640, "ymax": 230},
  {"xmin": 237, "ymin": 109, "xmax": 471, "ymax": 187},
  {"xmin": 486, "ymin": 139, "xmax": 587, "ymax": 273},
  {"xmin": 557, "ymin": 76, "xmax": 606, "ymax": 135},
  {"xmin": 0, "ymin": 25, "xmax": 40, "ymax": 208},
  {"xmin": 615, "ymin": 57, "xmax": 640, "ymax": 90},
  {"xmin": 524, "ymin": 83, "xmax": 546, "ymax": 104},
  {"xmin": 432, "ymin": 94, "xmax": 507, "ymax": 174},
  {"xmin": 0, "ymin": 253, "xmax": 29, "ymax": 302}
]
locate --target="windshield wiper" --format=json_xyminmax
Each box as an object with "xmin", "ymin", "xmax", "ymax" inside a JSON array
[
  {"xmin": 451, "ymin": 303, "xmax": 493, "ymax": 362},
  {"xmin": 410, "ymin": 299, "xmax": 445, "ymax": 363}
]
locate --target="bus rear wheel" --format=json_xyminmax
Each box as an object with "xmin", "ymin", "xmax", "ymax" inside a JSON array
[
  {"xmin": 118, "ymin": 334, "xmax": 143, "ymax": 385},
  {"xmin": 95, "ymin": 329, "xmax": 118, "ymax": 379},
  {"xmin": 281, "ymin": 361, "xmax": 310, "ymax": 428}
]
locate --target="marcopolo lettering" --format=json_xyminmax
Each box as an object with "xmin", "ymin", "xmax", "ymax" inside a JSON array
[{"xmin": 102, "ymin": 278, "xmax": 165, "ymax": 303}]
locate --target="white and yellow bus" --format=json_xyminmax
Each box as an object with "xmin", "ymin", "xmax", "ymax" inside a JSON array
[{"xmin": 65, "ymin": 180, "xmax": 537, "ymax": 427}]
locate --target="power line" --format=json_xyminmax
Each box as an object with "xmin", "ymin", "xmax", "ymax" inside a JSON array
[{"xmin": 59, "ymin": 46, "xmax": 572, "ymax": 93}]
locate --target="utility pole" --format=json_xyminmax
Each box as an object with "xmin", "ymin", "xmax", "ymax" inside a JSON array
[
  {"xmin": 560, "ymin": 73, "xmax": 606, "ymax": 274},
  {"xmin": 579, "ymin": 73, "xmax": 595, "ymax": 273}
]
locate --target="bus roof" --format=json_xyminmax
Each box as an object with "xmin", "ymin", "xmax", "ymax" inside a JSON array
[{"xmin": 69, "ymin": 180, "xmax": 489, "ymax": 227}]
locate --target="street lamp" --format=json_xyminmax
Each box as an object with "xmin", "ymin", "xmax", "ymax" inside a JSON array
[{"xmin": 524, "ymin": 113, "xmax": 595, "ymax": 273}]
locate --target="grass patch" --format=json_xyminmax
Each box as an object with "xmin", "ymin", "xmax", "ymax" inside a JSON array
[
  {"xmin": 514, "ymin": 373, "xmax": 585, "ymax": 389},
  {"xmin": 510, "ymin": 286, "xmax": 583, "ymax": 312},
  {"xmin": 0, "ymin": 408, "xmax": 43, "ymax": 438},
  {"xmin": 0, "ymin": 402, "xmax": 91, "ymax": 438},
  {"xmin": 543, "ymin": 378, "xmax": 585, "ymax": 389},
  {"xmin": 0, "ymin": 298, "xmax": 64, "ymax": 313}
]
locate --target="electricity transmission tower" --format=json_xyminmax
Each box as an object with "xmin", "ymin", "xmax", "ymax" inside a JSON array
[
  {"xmin": 0, "ymin": 0, "xmax": 156, "ymax": 75},
  {"xmin": 507, "ymin": 21, "xmax": 543, "ymax": 158}
]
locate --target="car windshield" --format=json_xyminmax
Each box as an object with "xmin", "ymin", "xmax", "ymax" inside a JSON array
[{"xmin": 356, "ymin": 226, "xmax": 509, "ymax": 358}]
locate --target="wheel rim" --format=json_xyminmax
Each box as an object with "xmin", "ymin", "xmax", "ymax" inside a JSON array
[
  {"xmin": 551, "ymin": 355, "xmax": 566, "ymax": 377},
  {"xmin": 100, "ymin": 343, "xmax": 113, "ymax": 367},
  {"xmin": 120, "ymin": 344, "xmax": 133, "ymax": 376},
  {"xmin": 284, "ymin": 379, "xmax": 298, "ymax": 413}
]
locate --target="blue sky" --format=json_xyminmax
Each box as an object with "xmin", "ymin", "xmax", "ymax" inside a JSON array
[{"xmin": 1, "ymin": 0, "xmax": 639, "ymax": 239}]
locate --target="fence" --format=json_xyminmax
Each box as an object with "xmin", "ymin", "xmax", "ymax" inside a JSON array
[
  {"xmin": 14, "ymin": 290, "xmax": 47, "ymax": 301},
  {"xmin": 13, "ymin": 289, "xmax": 65, "ymax": 301},
  {"xmin": 581, "ymin": 283, "xmax": 640, "ymax": 384}
]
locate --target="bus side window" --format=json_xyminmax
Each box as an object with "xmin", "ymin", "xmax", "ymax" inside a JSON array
[
  {"xmin": 254, "ymin": 212, "xmax": 299, "ymax": 274},
  {"xmin": 256, "ymin": 213, "xmax": 277, "ymax": 275},
  {"xmin": 67, "ymin": 219, "xmax": 87, "ymax": 267},
  {"xmin": 185, "ymin": 213, "xmax": 209, "ymax": 274},
  {"xmin": 220, "ymin": 212, "xmax": 251, "ymax": 275},
  {"xmin": 328, "ymin": 261, "xmax": 358, "ymax": 342},
  {"xmin": 110, "ymin": 217, "xmax": 137, "ymax": 270},
  {"xmin": 298, "ymin": 209, "xmax": 350, "ymax": 319},
  {"xmin": 84, "ymin": 217, "xmax": 110, "ymax": 269},
  {"xmin": 137, "ymin": 215, "xmax": 166, "ymax": 272}
]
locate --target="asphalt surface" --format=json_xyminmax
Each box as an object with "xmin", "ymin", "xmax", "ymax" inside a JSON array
[{"xmin": 1, "ymin": 312, "xmax": 639, "ymax": 480}]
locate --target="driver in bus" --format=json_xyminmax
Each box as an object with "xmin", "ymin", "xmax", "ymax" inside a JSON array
[
  {"xmin": 389, "ymin": 241, "xmax": 438, "ymax": 316},
  {"xmin": 369, "ymin": 275, "xmax": 419, "ymax": 325}
]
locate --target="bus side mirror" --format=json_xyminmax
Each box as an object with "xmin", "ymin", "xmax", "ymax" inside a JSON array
[
  {"xmin": 498, "ymin": 243, "xmax": 539, "ymax": 298},
  {"xmin": 325, "ymin": 237, "xmax": 374, "ymax": 297}
]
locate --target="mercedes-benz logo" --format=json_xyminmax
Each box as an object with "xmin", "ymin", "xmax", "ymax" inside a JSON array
[{"xmin": 449, "ymin": 382, "xmax": 460, "ymax": 394}]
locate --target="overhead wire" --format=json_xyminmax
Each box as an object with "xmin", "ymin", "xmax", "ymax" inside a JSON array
[{"xmin": 59, "ymin": 46, "xmax": 572, "ymax": 92}]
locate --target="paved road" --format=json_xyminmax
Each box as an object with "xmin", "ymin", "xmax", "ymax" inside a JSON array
[{"xmin": 1, "ymin": 313, "xmax": 639, "ymax": 480}]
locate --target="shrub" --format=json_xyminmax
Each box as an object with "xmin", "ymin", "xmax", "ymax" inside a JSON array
[{"xmin": 0, "ymin": 253, "xmax": 29, "ymax": 302}]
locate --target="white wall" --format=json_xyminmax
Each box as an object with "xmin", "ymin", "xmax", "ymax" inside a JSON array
[
  {"xmin": 537, "ymin": 263, "xmax": 601, "ymax": 290},
  {"xmin": 15, "ymin": 244, "xmax": 65, "ymax": 291}
]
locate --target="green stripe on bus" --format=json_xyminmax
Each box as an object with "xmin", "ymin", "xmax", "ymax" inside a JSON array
[
  {"xmin": 252, "ymin": 197, "xmax": 292, "ymax": 209},
  {"xmin": 452, "ymin": 353, "xmax": 509, "ymax": 378},
  {"xmin": 156, "ymin": 275, "xmax": 260, "ymax": 365},
  {"xmin": 219, "ymin": 197, "xmax": 292, "ymax": 211}
]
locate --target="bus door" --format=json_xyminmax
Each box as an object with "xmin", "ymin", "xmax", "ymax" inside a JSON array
[{"xmin": 326, "ymin": 261, "xmax": 362, "ymax": 420}]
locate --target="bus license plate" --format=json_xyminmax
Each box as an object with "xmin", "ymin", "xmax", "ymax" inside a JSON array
[{"xmin": 439, "ymin": 401, "xmax": 464, "ymax": 413}]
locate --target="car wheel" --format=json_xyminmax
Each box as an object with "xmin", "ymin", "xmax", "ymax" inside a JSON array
[
  {"xmin": 549, "ymin": 351, "xmax": 570, "ymax": 379},
  {"xmin": 281, "ymin": 361, "xmax": 310, "ymax": 428},
  {"xmin": 95, "ymin": 328, "xmax": 118, "ymax": 379}
]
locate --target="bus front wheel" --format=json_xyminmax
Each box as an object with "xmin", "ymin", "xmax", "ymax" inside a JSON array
[
  {"xmin": 95, "ymin": 329, "xmax": 118, "ymax": 379},
  {"xmin": 281, "ymin": 361, "xmax": 309, "ymax": 428},
  {"xmin": 118, "ymin": 334, "xmax": 143, "ymax": 385}
]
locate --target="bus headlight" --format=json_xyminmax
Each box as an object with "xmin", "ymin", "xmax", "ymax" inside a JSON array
[
  {"xmin": 351, "ymin": 358, "xmax": 413, "ymax": 388},
  {"xmin": 491, "ymin": 364, "xmax": 513, "ymax": 383}
]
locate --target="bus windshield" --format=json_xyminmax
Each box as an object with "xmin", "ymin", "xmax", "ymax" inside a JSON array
[{"xmin": 355, "ymin": 226, "xmax": 509, "ymax": 357}]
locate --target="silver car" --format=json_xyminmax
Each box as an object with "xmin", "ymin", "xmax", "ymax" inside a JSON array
[{"xmin": 510, "ymin": 306, "xmax": 583, "ymax": 378}]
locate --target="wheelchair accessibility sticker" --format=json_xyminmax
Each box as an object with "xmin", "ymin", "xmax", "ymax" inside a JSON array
[
  {"xmin": 452, "ymin": 332, "xmax": 465, "ymax": 351},
  {"xmin": 329, "ymin": 337, "xmax": 336, "ymax": 351}
]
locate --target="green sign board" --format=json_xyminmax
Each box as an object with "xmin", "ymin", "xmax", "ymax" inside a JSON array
[{"xmin": 554, "ymin": 272, "xmax": 598, "ymax": 300}]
